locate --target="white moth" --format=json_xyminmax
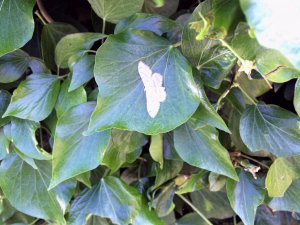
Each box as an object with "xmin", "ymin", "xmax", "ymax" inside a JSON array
[{"xmin": 138, "ymin": 61, "xmax": 166, "ymax": 118}]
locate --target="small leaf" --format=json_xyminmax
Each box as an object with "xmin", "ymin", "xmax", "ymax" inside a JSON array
[
  {"xmin": 0, "ymin": 90, "xmax": 11, "ymax": 127},
  {"xmin": 143, "ymin": 0, "xmax": 179, "ymax": 17},
  {"xmin": 240, "ymin": 103, "xmax": 300, "ymax": 157},
  {"xmin": 50, "ymin": 102, "xmax": 110, "ymax": 189},
  {"xmin": 87, "ymin": 0, "xmax": 144, "ymax": 23},
  {"xmin": 0, "ymin": 50, "xmax": 29, "ymax": 83},
  {"xmin": 55, "ymin": 33, "xmax": 105, "ymax": 68},
  {"xmin": 3, "ymin": 74, "xmax": 60, "ymax": 122},
  {"xmin": 87, "ymin": 29, "xmax": 200, "ymax": 135},
  {"xmin": 114, "ymin": 13, "xmax": 178, "ymax": 35},
  {"xmin": 226, "ymin": 170, "xmax": 265, "ymax": 225},
  {"xmin": 150, "ymin": 134, "xmax": 164, "ymax": 169},
  {"xmin": 266, "ymin": 156, "xmax": 300, "ymax": 197},
  {"xmin": 176, "ymin": 171, "xmax": 204, "ymax": 194},
  {"xmin": 174, "ymin": 123, "xmax": 238, "ymax": 180},
  {"xmin": 0, "ymin": 0, "xmax": 35, "ymax": 56}
]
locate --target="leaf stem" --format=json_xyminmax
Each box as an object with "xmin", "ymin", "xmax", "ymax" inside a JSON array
[
  {"xmin": 102, "ymin": 19, "xmax": 106, "ymax": 44},
  {"xmin": 177, "ymin": 194, "xmax": 213, "ymax": 225},
  {"xmin": 236, "ymin": 84, "xmax": 258, "ymax": 105},
  {"xmin": 36, "ymin": 0, "xmax": 54, "ymax": 23},
  {"xmin": 172, "ymin": 41, "xmax": 182, "ymax": 48},
  {"xmin": 219, "ymin": 39, "xmax": 243, "ymax": 62},
  {"xmin": 58, "ymin": 74, "xmax": 69, "ymax": 80},
  {"xmin": 240, "ymin": 153, "xmax": 270, "ymax": 169},
  {"xmin": 34, "ymin": 11, "xmax": 47, "ymax": 25},
  {"xmin": 233, "ymin": 215, "xmax": 237, "ymax": 225}
]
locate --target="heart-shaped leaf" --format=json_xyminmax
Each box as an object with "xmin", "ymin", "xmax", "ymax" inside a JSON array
[{"xmin": 87, "ymin": 29, "xmax": 200, "ymax": 135}]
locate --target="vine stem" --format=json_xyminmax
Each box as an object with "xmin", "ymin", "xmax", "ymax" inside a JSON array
[
  {"xmin": 177, "ymin": 194, "xmax": 213, "ymax": 225},
  {"xmin": 233, "ymin": 215, "xmax": 237, "ymax": 225},
  {"xmin": 101, "ymin": 19, "xmax": 106, "ymax": 44},
  {"xmin": 240, "ymin": 153, "xmax": 270, "ymax": 169},
  {"xmin": 236, "ymin": 84, "xmax": 258, "ymax": 105},
  {"xmin": 36, "ymin": 0, "xmax": 54, "ymax": 23},
  {"xmin": 34, "ymin": 11, "xmax": 47, "ymax": 25}
]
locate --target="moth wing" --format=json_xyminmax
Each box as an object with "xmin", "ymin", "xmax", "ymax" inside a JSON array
[
  {"xmin": 152, "ymin": 73, "xmax": 163, "ymax": 86},
  {"xmin": 152, "ymin": 73, "xmax": 166, "ymax": 102},
  {"xmin": 145, "ymin": 91, "xmax": 160, "ymax": 118},
  {"xmin": 156, "ymin": 87, "xmax": 167, "ymax": 102},
  {"xmin": 138, "ymin": 61, "xmax": 153, "ymax": 87}
]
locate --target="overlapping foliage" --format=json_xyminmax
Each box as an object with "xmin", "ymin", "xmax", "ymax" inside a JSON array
[{"xmin": 1, "ymin": 0, "xmax": 300, "ymax": 224}]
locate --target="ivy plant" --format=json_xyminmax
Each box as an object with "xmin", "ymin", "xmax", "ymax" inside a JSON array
[{"xmin": 1, "ymin": 0, "xmax": 300, "ymax": 224}]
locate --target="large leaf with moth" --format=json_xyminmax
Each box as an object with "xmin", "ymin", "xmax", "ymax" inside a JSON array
[
  {"xmin": 68, "ymin": 176, "xmax": 160, "ymax": 225},
  {"xmin": 240, "ymin": 103, "xmax": 300, "ymax": 157},
  {"xmin": 239, "ymin": 0, "xmax": 300, "ymax": 70},
  {"xmin": 266, "ymin": 156, "xmax": 300, "ymax": 197},
  {"xmin": 0, "ymin": 0, "xmax": 35, "ymax": 56},
  {"xmin": 0, "ymin": 154, "xmax": 76, "ymax": 224},
  {"xmin": 50, "ymin": 102, "xmax": 110, "ymax": 189},
  {"xmin": 227, "ymin": 170, "xmax": 265, "ymax": 225},
  {"xmin": 87, "ymin": 29, "xmax": 200, "ymax": 135},
  {"xmin": 173, "ymin": 123, "xmax": 238, "ymax": 180},
  {"xmin": 87, "ymin": 0, "xmax": 144, "ymax": 24},
  {"xmin": 3, "ymin": 74, "xmax": 60, "ymax": 122},
  {"xmin": 0, "ymin": 50, "xmax": 29, "ymax": 83}
]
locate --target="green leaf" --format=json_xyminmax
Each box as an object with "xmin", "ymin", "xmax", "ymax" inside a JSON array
[
  {"xmin": 114, "ymin": 13, "xmax": 178, "ymax": 35},
  {"xmin": 191, "ymin": 189, "xmax": 234, "ymax": 219},
  {"xmin": 0, "ymin": 50, "xmax": 29, "ymax": 83},
  {"xmin": 176, "ymin": 171, "xmax": 204, "ymax": 194},
  {"xmin": 150, "ymin": 134, "xmax": 164, "ymax": 169},
  {"xmin": 10, "ymin": 118, "xmax": 51, "ymax": 160},
  {"xmin": 87, "ymin": 29, "xmax": 200, "ymax": 135},
  {"xmin": 41, "ymin": 23, "xmax": 78, "ymax": 70},
  {"xmin": 87, "ymin": 0, "xmax": 144, "ymax": 23},
  {"xmin": 69, "ymin": 54, "xmax": 95, "ymax": 92},
  {"xmin": 239, "ymin": 0, "xmax": 300, "ymax": 70},
  {"xmin": 50, "ymin": 102, "xmax": 110, "ymax": 189},
  {"xmin": 102, "ymin": 129, "xmax": 146, "ymax": 172},
  {"xmin": 0, "ymin": 127, "xmax": 10, "ymax": 160},
  {"xmin": 294, "ymin": 78, "xmax": 300, "ymax": 116},
  {"xmin": 240, "ymin": 103, "xmax": 300, "ymax": 157},
  {"xmin": 0, "ymin": 154, "xmax": 69, "ymax": 224},
  {"xmin": 176, "ymin": 213, "xmax": 209, "ymax": 225},
  {"xmin": 55, "ymin": 76, "xmax": 87, "ymax": 118},
  {"xmin": 174, "ymin": 123, "xmax": 238, "ymax": 180},
  {"xmin": 69, "ymin": 176, "xmax": 146, "ymax": 225},
  {"xmin": 226, "ymin": 170, "xmax": 265, "ymax": 225},
  {"xmin": 0, "ymin": 0, "xmax": 35, "ymax": 56},
  {"xmin": 3, "ymin": 74, "xmax": 60, "ymax": 122},
  {"xmin": 143, "ymin": 0, "xmax": 179, "ymax": 17},
  {"xmin": 0, "ymin": 90, "xmax": 11, "ymax": 127},
  {"xmin": 269, "ymin": 179, "xmax": 300, "ymax": 213},
  {"xmin": 266, "ymin": 156, "xmax": 300, "ymax": 197},
  {"xmin": 55, "ymin": 33, "xmax": 105, "ymax": 68},
  {"xmin": 209, "ymin": 172, "xmax": 227, "ymax": 192}
]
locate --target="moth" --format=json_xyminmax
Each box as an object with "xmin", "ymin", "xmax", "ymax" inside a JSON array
[{"xmin": 138, "ymin": 61, "xmax": 166, "ymax": 118}]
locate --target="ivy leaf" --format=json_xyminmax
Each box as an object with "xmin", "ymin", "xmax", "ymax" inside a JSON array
[
  {"xmin": 0, "ymin": 154, "xmax": 74, "ymax": 223},
  {"xmin": 55, "ymin": 33, "xmax": 105, "ymax": 68},
  {"xmin": 3, "ymin": 74, "xmax": 60, "ymax": 122},
  {"xmin": 240, "ymin": 103, "xmax": 300, "ymax": 157},
  {"xmin": 87, "ymin": 29, "xmax": 200, "ymax": 135},
  {"xmin": 0, "ymin": 90, "xmax": 11, "ymax": 127},
  {"xmin": 50, "ymin": 102, "xmax": 110, "ymax": 189},
  {"xmin": 269, "ymin": 179, "xmax": 300, "ymax": 213},
  {"xmin": 102, "ymin": 130, "xmax": 146, "ymax": 172},
  {"xmin": 239, "ymin": 0, "xmax": 300, "ymax": 70},
  {"xmin": 266, "ymin": 156, "xmax": 300, "ymax": 197},
  {"xmin": 10, "ymin": 118, "xmax": 51, "ymax": 160},
  {"xmin": 114, "ymin": 13, "xmax": 178, "ymax": 35},
  {"xmin": 294, "ymin": 78, "xmax": 300, "ymax": 116},
  {"xmin": 69, "ymin": 54, "xmax": 95, "ymax": 92},
  {"xmin": 0, "ymin": 0, "xmax": 35, "ymax": 56},
  {"xmin": 0, "ymin": 128, "xmax": 9, "ymax": 160},
  {"xmin": 69, "ymin": 176, "xmax": 146, "ymax": 225},
  {"xmin": 55, "ymin": 76, "xmax": 87, "ymax": 118},
  {"xmin": 226, "ymin": 170, "xmax": 265, "ymax": 225},
  {"xmin": 87, "ymin": 0, "xmax": 144, "ymax": 24},
  {"xmin": 0, "ymin": 50, "xmax": 29, "ymax": 83},
  {"xmin": 173, "ymin": 123, "xmax": 238, "ymax": 180},
  {"xmin": 150, "ymin": 134, "xmax": 164, "ymax": 169},
  {"xmin": 41, "ymin": 23, "xmax": 78, "ymax": 70},
  {"xmin": 143, "ymin": 0, "xmax": 179, "ymax": 17}
]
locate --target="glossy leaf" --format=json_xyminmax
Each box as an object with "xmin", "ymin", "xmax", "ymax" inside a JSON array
[
  {"xmin": 102, "ymin": 129, "xmax": 146, "ymax": 172},
  {"xmin": 41, "ymin": 23, "xmax": 78, "ymax": 70},
  {"xmin": 0, "ymin": 154, "xmax": 68, "ymax": 223},
  {"xmin": 0, "ymin": 50, "xmax": 29, "ymax": 83},
  {"xmin": 0, "ymin": 0, "xmax": 35, "ymax": 56},
  {"xmin": 3, "ymin": 74, "xmax": 60, "ymax": 122},
  {"xmin": 55, "ymin": 76, "xmax": 87, "ymax": 118},
  {"xmin": 240, "ymin": 103, "xmax": 300, "ymax": 157},
  {"xmin": 266, "ymin": 156, "xmax": 300, "ymax": 197},
  {"xmin": 0, "ymin": 90, "xmax": 11, "ymax": 127},
  {"xmin": 69, "ymin": 176, "xmax": 154, "ymax": 225},
  {"xmin": 50, "ymin": 102, "xmax": 111, "ymax": 189},
  {"xmin": 87, "ymin": 0, "xmax": 144, "ymax": 23},
  {"xmin": 174, "ymin": 123, "xmax": 238, "ymax": 180},
  {"xmin": 115, "ymin": 13, "xmax": 178, "ymax": 35},
  {"xmin": 55, "ymin": 33, "xmax": 105, "ymax": 68},
  {"xmin": 87, "ymin": 29, "xmax": 200, "ymax": 135},
  {"xmin": 227, "ymin": 170, "xmax": 265, "ymax": 225}
]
